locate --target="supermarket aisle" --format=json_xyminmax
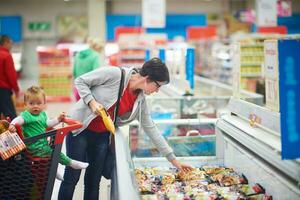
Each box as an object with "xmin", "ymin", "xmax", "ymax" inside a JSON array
[{"xmin": 47, "ymin": 102, "xmax": 110, "ymax": 200}]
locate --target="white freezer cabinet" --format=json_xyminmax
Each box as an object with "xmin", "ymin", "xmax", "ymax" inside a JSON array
[
  {"xmin": 110, "ymin": 114, "xmax": 298, "ymax": 200},
  {"xmin": 111, "ymin": 119, "xmax": 218, "ymax": 200},
  {"xmin": 216, "ymin": 98, "xmax": 300, "ymax": 200}
]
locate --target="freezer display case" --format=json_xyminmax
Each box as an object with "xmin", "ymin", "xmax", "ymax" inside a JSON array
[
  {"xmin": 111, "ymin": 98, "xmax": 300, "ymax": 200},
  {"xmin": 215, "ymin": 98, "xmax": 300, "ymax": 200},
  {"xmin": 129, "ymin": 119, "xmax": 216, "ymax": 158},
  {"xmin": 148, "ymin": 76, "xmax": 263, "ymax": 120}
]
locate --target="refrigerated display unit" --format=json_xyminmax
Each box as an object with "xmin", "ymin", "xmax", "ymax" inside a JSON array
[
  {"xmin": 150, "ymin": 75, "xmax": 263, "ymax": 120},
  {"xmin": 110, "ymin": 98, "xmax": 300, "ymax": 200}
]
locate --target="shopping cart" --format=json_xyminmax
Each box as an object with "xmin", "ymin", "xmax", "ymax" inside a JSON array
[{"xmin": 0, "ymin": 118, "xmax": 82, "ymax": 200}]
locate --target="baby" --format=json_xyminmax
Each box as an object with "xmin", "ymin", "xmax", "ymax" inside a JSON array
[{"xmin": 9, "ymin": 86, "xmax": 88, "ymax": 180}]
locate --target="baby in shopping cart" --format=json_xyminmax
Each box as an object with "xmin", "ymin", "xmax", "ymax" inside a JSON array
[{"xmin": 8, "ymin": 86, "xmax": 89, "ymax": 180}]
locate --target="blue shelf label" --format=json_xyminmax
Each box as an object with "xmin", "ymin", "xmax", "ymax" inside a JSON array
[
  {"xmin": 279, "ymin": 39, "xmax": 300, "ymax": 159},
  {"xmin": 186, "ymin": 48, "xmax": 195, "ymax": 90},
  {"xmin": 158, "ymin": 48, "xmax": 165, "ymax": 63}
]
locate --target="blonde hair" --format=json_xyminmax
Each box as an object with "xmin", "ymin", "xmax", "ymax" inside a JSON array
[
  {"xmin": 87, "ymin": 37, "xmax": 104, "ymax": 52},
  {"xmin": 24, "ymin": 86, "xmax": 46, "ymax": 103}
]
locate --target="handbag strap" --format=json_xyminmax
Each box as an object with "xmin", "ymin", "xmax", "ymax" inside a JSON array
[{"xmin": 113, "ymin": 68, "xmax": 125, "ymax": 126}]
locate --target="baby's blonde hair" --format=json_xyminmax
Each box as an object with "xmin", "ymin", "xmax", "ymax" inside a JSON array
[{"xmin": 24, "ymin": 86, "xmax": 46, "ymax": 103}]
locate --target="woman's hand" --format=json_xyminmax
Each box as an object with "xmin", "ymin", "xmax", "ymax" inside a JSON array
[
  {"xmin": 171, "ymin": 159, "xmax": 193, "ymax": 172},
  {"xmin": 88, "ymin": 99, "xmax": 104, "ymax": 115}
]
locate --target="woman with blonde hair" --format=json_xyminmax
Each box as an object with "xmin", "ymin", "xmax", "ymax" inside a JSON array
[{"xmin": 73, "ymin": 37, "xmax": 105, "ymax": 101}]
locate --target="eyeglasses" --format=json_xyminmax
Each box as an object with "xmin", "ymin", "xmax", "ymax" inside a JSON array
[{"xmin": 153, "ymin": 80, "xmax": 163, "ymax": 88}]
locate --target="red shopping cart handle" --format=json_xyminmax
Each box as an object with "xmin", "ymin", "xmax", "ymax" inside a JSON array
[{"xmin": 54, "ymin": 118, "xmax": 83, "ymax": 145}]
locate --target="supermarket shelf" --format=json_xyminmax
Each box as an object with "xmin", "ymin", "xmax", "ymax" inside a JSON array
[
  {"xmin": 241, "ymin": 73, "xmax": 261, "ymax": 77},
  {"xmin": 240, "ymin": 62, "xmax": 262, "ymax": 66},
  {"xmin": 46, "ymin": 96, "xmax": 71, "ymax": 103},
  {"xmin": 39, "ymin": 73, "xmax": 71, "ymax": 77},
  {"xmin": 241, "ymin": 43, "xmax": 264, "ymax": 47},
  {"xmin": 241, "ymin": 52, "xmax": 264, "ymax": 56}
]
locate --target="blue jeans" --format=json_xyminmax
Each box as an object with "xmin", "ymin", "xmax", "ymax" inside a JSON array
[{"xmin": 58, "ymin": 129, "xmax": 110, "ymax": 200}]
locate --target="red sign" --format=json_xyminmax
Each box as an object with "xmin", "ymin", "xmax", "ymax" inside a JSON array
[
  {"xmin": 186, "ymin": 26, "xmax": 217, "ymax": 40},
  {"xmin": 115, "ymin": 26, "xmax": 144, "ymax": 41},
  {"xmin": 258, "ymin": 26, "xmax": 287, "ymax": 34}
]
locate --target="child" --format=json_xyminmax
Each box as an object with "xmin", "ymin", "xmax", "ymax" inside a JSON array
[{"xmin": 9, "ymin": 86, "xmax": 89, "ymax": 180}]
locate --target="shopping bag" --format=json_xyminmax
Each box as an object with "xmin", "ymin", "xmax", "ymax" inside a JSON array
[
  {"xmin": 102, "ymin": 139, "xmax": 115, "ymax": 179},
  {"xmin": 0, "ymin": 130, "xmax": 26, "ymax": 160},
  {"xmin": 102, "ymin": 68, "xmax": 124, "ymax": 179}
]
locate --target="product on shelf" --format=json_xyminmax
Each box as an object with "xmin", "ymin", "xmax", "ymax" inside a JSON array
[
  {"xmin": 136, "ymin": 166, "xmax": 272, "ymax": 200},
  {"xmin": 37, "ymin": 47, "xmax": 72, "ymax": 102},
  {"xmin": 239, "ymin": 40, "xmax": 264, "ymax": 93}
]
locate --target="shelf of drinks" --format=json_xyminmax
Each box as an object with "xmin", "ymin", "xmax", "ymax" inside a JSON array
[
  {"xmin": 240, "ymin": 52, "xmax": 264, "ymax": 56},
  {"xmin": 240, "ymin": 73, "xmax": 261, "ymax": 77},
  {"xmin": 240, "ymin": 43, "xmax": 264, "ymax": 48}
]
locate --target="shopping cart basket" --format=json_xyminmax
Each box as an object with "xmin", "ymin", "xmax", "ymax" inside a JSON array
[{"xmin": 0, "ymin": 118, "xmax": 82, "ymax": 200}]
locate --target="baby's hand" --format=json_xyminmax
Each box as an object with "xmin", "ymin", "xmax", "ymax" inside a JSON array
[
  {"xmin": 58, "ymin": 112, "xmax": 66, "ymax": 122},
  {"xmin": 8, "ymin": 124, "xmax": 16, "ymax": 133}
]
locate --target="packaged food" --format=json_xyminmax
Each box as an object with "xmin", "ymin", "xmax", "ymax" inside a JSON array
[
  {"xmin": 202, "ymin": 166, "xmax": 234, "ymax": 175},
  {"xmin": 210, "ymin": 173, "xmax": 248, "ymax": 186},
  {"xmin": 162, "ymin": 173, "xmax": 176, "ymax": 185},
  {"xmin": 136, "ymin": 166, "xmax": 270, "ymax": 200},
  {"xmin": 139, "ymin": 181, "xmax": 153, "ymax": 194},
  {"xmin": 141, "ymin": 194, "xmax": 158, "ymax": 200},
  {"xmin": 247, "ymin": 193, "xmax": 273, "ymax": 200},
  {"xmin": 178, "ymin": 168, "xmax": 206, "ymax": 181},
  {"xmin": 237, "ymin": 184, "xmax": 265, "ymax": 196}
]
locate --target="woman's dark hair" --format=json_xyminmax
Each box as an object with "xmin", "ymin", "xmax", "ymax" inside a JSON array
[{"xmin": 139, "ymin": 58, "xmax": 170, "ymax": 84}]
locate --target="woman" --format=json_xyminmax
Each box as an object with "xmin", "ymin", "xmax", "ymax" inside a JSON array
[
  {"xmin": 58, "ymin": 58, "xmax": 192, "ymax": 200},
  {"xmin": 72, "ymin": 37, "xmax": 104, "ymax": 101}
]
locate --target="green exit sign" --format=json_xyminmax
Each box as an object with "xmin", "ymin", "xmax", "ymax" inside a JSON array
[{"xmin": 28, "ymin": 22, "xmax": 51, "ymax": 31}]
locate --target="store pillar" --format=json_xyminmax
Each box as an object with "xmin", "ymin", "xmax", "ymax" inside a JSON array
[{"xmin": 87, "ymin": 0, "xmax": 106, "ymax": 40}]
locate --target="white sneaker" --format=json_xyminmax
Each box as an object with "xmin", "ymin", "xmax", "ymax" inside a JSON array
[
  {"xmin": 56, "ymin": 171, "xmax": 64, "ymax": 181},
  {"xmin": 69, "ymin": 159, "xmax": 89, "ymax": 170}
]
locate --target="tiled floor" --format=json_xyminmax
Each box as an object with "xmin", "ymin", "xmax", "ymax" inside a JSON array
[{"xmin": 47, "ymin": 102, "xmax": 110, "ymax": 200}]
